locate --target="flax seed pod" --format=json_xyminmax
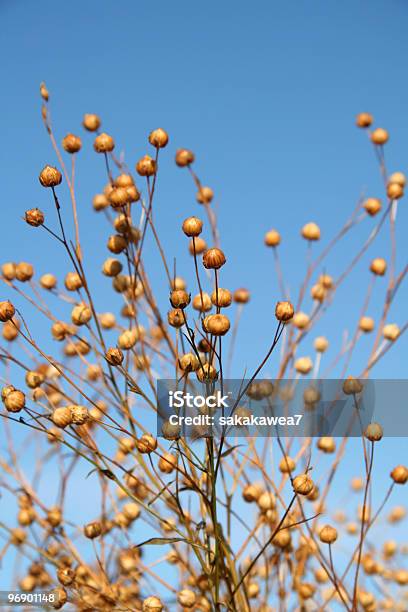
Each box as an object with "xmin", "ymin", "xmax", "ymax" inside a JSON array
[
  {"xmin": 2, "ymin": 320, "xmax": 19, "ymax": 342},
  {"xmin": 233, "ymin": 288, "xmax": 250, "ymax": 303},
  {"xmin": 294, "ymin": 356, "xmax": 313, "ymax": 375},
  {"xmin": 356, "ymin": 112, "xmax": 373, "ymax": 128},
  {"xmin": 389, "ymin": 171, "xmax": 406, "ymax": 187},
  {"xmin": 102, "ymin": 258, "xmax": 123, "ymax": 277},
  {"xmin": 301, "ymin": 222, "xmax": 320, "ymax": 241},
  {"xmin": 158, "ymin": 453, "xmax": 177, "ymax": 474},
  {"xmin": 177, "ymin": 590, "xmax": 196, "ymax": 609},
  {"xmin": 383, "ymin": 323, "xmax": 400, "ymax": 341},
  {"xmin": 117, "ymin": 329, "xmax": 137, "ymax": 350},
  {"xmin": 359, "ymin": 316, "xmax": 375, "ymax": 333},
  {"xmin": 363, "ymin": 198, "xmax": 382, "ymax": 216},
  {"xmin": 170, "ymin": 290, "xmax": 190, "ymax": 309},
  {"xmin": 196, "ymin": 186, "xmax": 214, "ymax": 204},
  {"xmin": 292, "ymin": 312, "xmax": 309, "ymax": 329},
  {"xmin": 25, "ymin": 208, "xmax": 45, "ymax": 227},
  {"xmin": 100, "ymin": 313, "xmax": 116, "ymax": 330},
  {"xmin": 275, "ymin": 301, "xmax": 294, "ymax": 322},
  {"xmin": 293, "ymin": 474, "xmax": 314, "ymax": 495},
  {"xmin": 39, "ymin": 166, "xmax": 62, "ymax": 188},
  {"xmin": 93, "ymin": 193, "xmax": 110, "ymax": 211},
  {"xmin": 83, "ymin": 113, "xmax": 101, "ymax": 131},
  {"xmin": 161, "ymin": 420, "xmax": 181, "ymax": 440},
  {"xmin": 202, "ymin": 313, "xmax": 230, "ymax": 336},
  {"xmin": 64, "ymin": 271, "xmax": 83, "ymax": 291},
  {"xmin": 2, "ymin": 262, "xmax": 16, "ymax": 280},
  {"xmin": 15, "ymin": 262, "xmax": 34, "ymax": 282},
  {"xmin": 107, "ymin": 234, "xmax": 127, "ymax": 254},
  {"xmin": 192, "ymin": 292, "xmax": 212, "ymax": 312},
  {"xmin": 370, "ymin": 257, "xmax": 387, "ymax": 275},
  {"xmin": 122, "ymin": 502, "xmax": 141, "ymax": 521},
  {"xmin": 40, "ymin": 273, "xmax": 57, "ymax": 289},
  {"xmin": 148, "ymin": 128, "xmax": 169, "ymax": 148},
  {"xmin": 279, "ymin": 456, "xmax": 296, "ymax": 473},
  {"xmin": 203, "ymin": 247, "xmax": 226, "ymax": 270},
  {"xmin": 94, "ymin": 133, "xmax": 115, "ymax": 153},
  {"xmin": 109, "ymin": 187, "xmax": 131, "ymax": 208},
  {"xmin": 175, "ymin": 149, "xmax": 195, "ymax": 167},
  {"xmin": 71, "ymin": 303, "xmax": 92, "ymax": 326},
  {"xmin": 4, "ymin": 390, "xmax": 26, "ymax": 413},
  {"xmin": 264, "ymin": 229, "xmax": 281, "ymax": 247},
  {"xmin": 317, "ymin": 437, "xmax": 336, "ymax": 453},
  {"xmin": 136, "ymin": 433, "xmax": 157, "ymax": 453},
  {"xmin": 242, "ymin": 483, "xmax": 262, "ymax": 502},
  {"xmin": 371, "ymin": 128, "xmax": 389, "ymax": 145},
  {"xmin": 342, "ymin": 376, "xmax": 363, "ymax": 395},
  {"xmin": 365, "ymin": 422, "xmax": 383, "ymax": 442},
  {"xmin": 189, "ymin": 236, "xmax": 207, "ymax": 255},
  {"xmin": 211, "ymin": 288, "xmax": 232, "ymax": 308},
  {"xmin": 390, "ymin": 466, "xmax": 408, "ymax": 484},
  {"xmin": 182, "ymin": 216, "xmax": 203, "ymax": 237},
  {"xmin": 179, "ymin": 353, "xmax": 200, "ymax": 372},
  {"xmin": 136, "ymin": 155, "xmax": 156, "ymax": 176},
  {"xmin": 25, "ymin": 371, "xmax": 44, "ymax": 389},
  {"xmin": 70, "ymin": 405, "xmax": 89, "ymax": 425},
  {"xmin": 0, "ymin": 300, "xmax": 15, "ymax": 322},
  {"xmin": 311, "ymin": 283, "xmax": 326, "ymax": 302},
  {"xmin": 387, "ymin": 182, "xmax": 404, "ymax": 199},
  {"xmin": 52, "ymin": 407, "xmax": 72, "ymax": 429},
  {"xmin": 167, "ymin": 309, "xmax": 185, "ymax": 328},
  {"xmin": 142, "ymin": 596, "xmax": 163, "ymax": 612},
  {"xmin": 62, "ymin": 133, "xmax": 82, "ymax": 154},
  {"xmin": 196, "ymin": 363, "xmax": 217, "ymax": 382},
  {"xmin": 257, "ymin": 491, "xmax": 276, "ymax": 512},
  {"xmin": 319, "ymin": 525, "xmax": 338, "ymax": 544},
  {"xmin": 84, "ymin": 521, "xmax": 102, "ymax": 539}
]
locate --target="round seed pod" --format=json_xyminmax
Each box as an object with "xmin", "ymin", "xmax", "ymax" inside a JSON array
[
  {"xmin": 70, "ymin": 405, "xmax": 89, "ymax": 425},
  {"xmin": 179, "ymin": 353, "xmax": 199, "ymax": 372},
  {"xmin": 148, "ymin": 128, "xmax": 169, "ymax": 148},
  {"xmin": 71, "ymin": 303, "xmax": 92, "ymax": 326},
  {"xmin": 105, "ymin": 347, "xmax": 124, "ymax": 365},
  {"xmin": 107, "ymin": 234, "xmax": 127, "ymax": 254},
  {"xmin": 257, "ymin": 491, "xmax": 276, "ymax": 512},
  {"xmin": 40, "ymin": 274, "xmax": 57, "ymax": 290},
  {"xmin": 275, "ymin": 301, "xmax": 294, "ymax": 322},
  {"xmin": 383, "ymin": 323, "xmax": 400, "ymax": 341},
  {"xmin": 359, "ymin": 316, "xmax": 375, "ymax": 333},
  {"xmin": 170, "ymin": 290, "xmax": 190, "ymax": 309},
  {"xmin": 314, "ymin": 336, "xmax": 329, "ymax": 352},
  {"xmin": 84, "ymin": 521, "xmax": 102, "ymax": 539},
  {"xmin": 311, "ymin": 283, "xmax": 326, "ymax": 302},
  {"xmin": 390, "ymin": 465, "xmax": 408, "ymax": 485},
  {"xmin": 3, "ymin": 320, "xmax": 19, "ymax": 341},
  {"xmin": 189, "ymin": 236, "xmax": 207, "ymax": 255},
  {"xmin": 196, "ymin": 363, "xmax": 218, "ymax": 382},
  {"xmin": 40, "ymin": 81, "xmax": 49, "ymax": 101},
  {"xmin": 39, "ymin": 166, "xmax": 62, "ymax": 188},
  {"xmin": 387, "ymin": 182, "xmax": 404, "ymax": 199},
  {"xmin": 93, "ymin": 193, "xmax": 110, "ymax": 211},
  {"xmin": 182, "ymin": 216, "xmax": 203, "ymax": 237},
  {"xmin": 114, "ymin": 173, "xmax": 134, "ymax": 188},
  {"xmin": 83, "ymin": 113, "xmax": 101, "ymax": 131},
  {"xmin": 317, "ymin": 437, "xmax": 336, "ymax": 453},
  {"xmin": 202, "ymin": 314, "xmax": 230, "ymax": 336},
  {"xmin": 264, "ymin": 229, "xmax": 281, "ymax": 247},
  {"xmin": 273, "ymin": 530, "xmax": 291, "ymax": 549},
  {"xmin": 292, "ymin": 312, "xmax": 309, "ymax": 329},
  {"xmin": 0, "ymin": 300, "xmax": 15, "ymax": 322},
  {"xmin": 279, "ymin": 456, "xmax": 296, "ymax": 473},
  {"xmin": 118, "ymin": 329, "xmax": 138, "ymax": 350},
  {"xmin": 93, "ymin": 133, "xmax": 115, "ymax": 153},
  {"xmin": 356, "ymin": 112, "xmax": 373, "ymax": 128},
  {"xmin": 16, "ymin": 262, "xmax": 34, "ymax": 282},
  {"xmin": 175, "ymin": 149, "xmax": 195, "ymax": 167},
  {"xmin": 25, "ymin": 371, "xmax": 44, "ymax": 389},
  {"xmin": 136, "ymin": 155, "xmax": 156, "ymax": 176},
  {"xmin": 342, "ymin": 376, "xmax": 363, "ymax": 395},
  {"xmin": 242, "ymin": 483, "xmax": 263, "ymax": 502},
  {"xmin": 62, "ymin": 133, "xmax": 82, "ymax": 154},
  {"xmin": 365, "ymin": 422, "xmax": 383, "ymax": 442},
  {"xmin": 2, "ymin": 262, "xmax": 16, "ymax": 280},
  {"xmin": 233, "ymin": 288, "xmax": 250, "ymax": 303},
  {"xmin": 363, "ymin": 198, "xmax": 382, "ymax": 216},
  {"xmin": 25, "ymin": 208, "xmax": 45, "ymax": 227},
  {"xmin": 108, "ymin": 187, "xmax": 130, "ymax": 208},
  {"xmin": 64, "ymin": 272, "xmax": 83, "ymax": 291},
  {"xmin": 196, "ymin": 186, "xmax": 214, "ymax": 204},
  {"xmin": 57, "ymin": 567, "xmax": 75, "ymax": 586},
  {"xmin": 211, "ymin": 288, "xmax": 232, "ymax": 308},
  {"xmin": 167, "ymin": 309, "xmax": 185, "ymax": 328},
  {"xmin": 203, "ymin": 248, "xmax": 226, "ymax": 270},
  {"xmin": 52, "ymin": 407, "xmax": 72, "ymax": 429},
  {"xmin": 137, "ymin": 433, "xmax": 157, "ymax": 453},
  {"xmin": 100, "ymin": 312, "xmax": 116, "ymax": 329},
  {"xmin": 319, "ymin": 525, "xmax": 338, "ymax": 544},
  {"xmin": 4, "ymin": 390, "xmax": 25, "ymax": 413},
  {"xmin": 389, "ymin": 171, "xmax": 406, "ymax": 186},
  {"xmin": 177, "ymin": 590, "xmax": 196, "ymax": 609},
  {"xmin": 371, "ymin": 128, "xmax": 389, "ymax": 145},
  {"xmin": 297, "ymin": 582, "xmax": 315, "ymax": 600},
  {"xmin": 301, "ymin": 222, "xmax": 320, "ymax": 241},
  {"xmin": 293, "ymin": 474, "xmax": 314, "ymax": 495},
  {"xmin": 47, "ymin": 507, "xmax": 63, "ymax": 528},
  {"xmin": 122, "ymin": 502, "xmax": 141, "ymax": 521},
  {"xmin": 142, "ymin": 596, "xmax": 163, "ymax": 612},
  {"xmin": 294, "ymin": 356, "xmax": 313, "ymax": 375},
  {"xmin": 102, "ymin": 258, "xmax": 122, "ymax": 277},
  {"xmin": 158, "ymin": 453, "xmax": 177, "ymax": 474},
  {"xmin": 161, "ymin": 420, "xmax": 181, "ymax": 440},
  {"xmin": 192, "ymin": 292, "xmax": 212, "ymax": 312}
]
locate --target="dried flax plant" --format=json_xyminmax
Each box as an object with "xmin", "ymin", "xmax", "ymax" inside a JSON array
[{"xmin": 0, "ymin": 86, "xmax": 407, "ymax": 611}]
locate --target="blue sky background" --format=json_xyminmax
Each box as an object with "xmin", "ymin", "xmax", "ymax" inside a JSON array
[{"xmin": 0, "ymin": 0, "xmax": 407, "ymax": 602}]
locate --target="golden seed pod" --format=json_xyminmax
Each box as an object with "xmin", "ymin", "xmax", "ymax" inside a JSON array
[
  {"xmin": 292, "ymin": 312, "xmax": 309, "ymax": 329},
  {"xmin": 136, "ymin": 154, "xmax": 157, "ymax": 177},
  {"xmin": 107, "ymin": 234, "xmax": 127, "ymax": 254},
  {"xmin": 136, "ymin": 433, "xmax": 158, "ymax": 454},
  {"xmin": 170, "ymin": 289, "xmax": 191, "ymax": 309},
  {"xmin": 387, "ymin": 182, "xmax": 404, "ymax": 200},
  {"xmin": 25, "ymin": 371, "xmax": 44, "ymax": 389},
  {"xmin": 100, "ymin": 312, "xmax": 116, "ymax": 329},
  {"xmin": 62, "ymin": 133, "xmax": 82, "ymax": 154},
  {"xmin": 192, "ymin": 292, "xmax": 212, "ymax": 312},
  {"xmin": 148, "ymin": 128, "xmax": 169, "ymax": 148},
  {"xmin": 242, "ymin": 483, "xmax": 263, "ymax": 502},
  {"xmin": 356, "ymin": 112, "xmax": 373, "ymax": 128},
  {"xmin": 264, "ymin": 229, "xmax": 281, "ymax": 247},
  {"xmin": 182, "ymin": 216, "xmax": 203, "ymax": 237},
  {"xmin": 39, "ymin": 165, "xmax": 62, "ymax": 188},
  {"xmin": 233, "ymin": 287, "xmax": 250, "ymax": 304},
  {"xmin": 2, "ymin": 384, "xmax": 16, "ymax": 401},
  {"xmin": 114, "ymin": 213, "xmax": 132, "ymax": 233},
  {"xmin": 179, "ymin": 353, "xmax": 200, "ymax": 372},
  {"xmin": 390, "ymin": 465, "xmax": 408, "ymax": 484},
  {"xmin": 370, "ymin": 257, "xmax": 387, "ymax": 276},
  {"xmin": 57, "ymin": 567, "xmax": 75, "ymax": 587},
  {"xmin": 371, "ymin": 127, "xmax": 389, "ymax": 145},
  {"xmin": 122, "ymin": 502, "xmax": 141, "ymax": 522},
  {"xmin": 102, "ymin": 258, "xmax": 123, "ymax": 277},
  {"xmin": 108, "ymin": 187, "xmax": 131, "ymax": 208},
  {"xmin": 196, "ymin": 186, "xmax": 214, "ymax": 204},
  {"xmin": 25, "ymin": 208, "xmax": 45, "ymax": 227},
  {"xmin": 317, "ymin": 436, "xmax": 336, "ymax": 453},
  {"xmin": 161, "ymin": 420, "xmax": 181, "ymax": 440},
  {"xmin": 319, "ymin": 273, "xmax": 333, "ymax": 289},
  {"xmin": 171, "ymin": 276, "xmax": 186, "ymax": 290},
  {"xmin": 319, "ymin": 524, "xmax": 338, "ymax": 544},
  {"xmin": 311, "ymin": 283, "xmax": 326, "ymax": 302},
  {"xmin": 0, "ymin": 300, "xmax": 15, "ymax": 322},
  {"xmin": 365, "ymin": 422, "xmax": 383, "ymax": 442},
  {"xmin": 275, "ymin": 301, "xmax": 294, "ymax": 322},
  {"xmin": 177, "ymin": 590, "xmax": 196, "ymax": 609},
  {"xmin": 2, "ymin": 262, "xmax": 16, "ymax": 280},
  {"xmin": 105, "ymin": 347, "xmax": 124, "ymax": 365},
  {"xmin": 40, "ymin": 273, "xmax": 57, "ymax": 290},
  {"xmin": 4, "ymin": 389, "xmax": 26, "ymax": 413},
  {"xmin": 142, "ymin": 596, "xmax": 163, "ymax": 612},
  {"xmin": 18, "ymin": 506, "xmax": 36, "ymax": 526},
  {"xmin": 83, "ymin": 113, "xmax": 101, "ymax": 131},
  {"xmin": 383, "ymin": 322, "xmax": 400, "ymax": 341},
  {"xmin": 301, "ymin": 222, "xmax": 320, "ymax": 241},
  {"xmin": 175, "ymin": 148, "xmax": 195, "ymax": 167},
  {"xmin": 342, "ymin": 376, "xmax": 363, "ymax": 395},
  {"xmin": 15, "ymin": 262, "xmax": 34, "ymax": 282},
  {"xmin": 189, "ymin": 236, "xmax": 207, "ymax": 255},
  {"xmin": 314, "ymin": 335, "xmax": 328, "ymax": 352},
  {"xmin": 202, "ymin": 313, "xmax": 230, "ymax": 336},
  {"xmin": 293, "ymin": 474, "xmax": 314, "ymax": 495},
  {"xmin": 246, "ymin": 582, "xmax": 260, "ymax": 599},
  {"xmin": 70, "ymin": 405, "xmax": 89, "ymax": 425},
  {"xmin": 126, "ymin": 184, "xmax": 141, "ymax": 202},
  {"xmin": 363, "ymin": 197, "xmax": 382, "ymax": 216},
  {"xmin": 2, "ymin": 319, "xmax": 19, "ymax": 342},
  {"xmin": 10, "ymin": 528, "xmax": 27, "ymax": 546},
  {"xmin": 117, "ymin": 329, "xmax": 137, "ymax": 350},
  {"xmin": 389, "ymin": 171, "xmax": 406, "ymax": 187},
  {"xmin": 83, "ymin": 521, "xmax": 102, "ymax": 539},
  {"xmin": 273, "ymin": 530, "xmax": 291, "ymax": 549},
  {"xmin": 64, "ymin": 271, "xmax": 83, "ymax": 291},
  {"xmin": 71, "ymin": 303, "xmax": 92, "ymax": 326},
  {"xmin": 167, "ymin": 308, "xmax": 185, "ymax": 328},
  {"xmin": 40, "ymin": 81, "xmax": 49, "ymax": 101},
  {"xmin": 257, "ymin": 491, "xmax": 276, "ymax": 512},
  {"xmin": 196, "ymin": 363, "xmax": 218, "ymax": 383},
  {"xmin": 294, "ymin": 356, "xmax": 313, "ymax": 375},
  {"xmin": 47, "ymin": 427, "xmax": 63, "ymax": 444},
  {"xmin": 359, "ymin": 316, "xmax": 375, "ymax": 333},
  {"xmin": 303, "ymin": 385, "xmax": 320, "ymax": 406},
  {"xmin": 47, "ymin": 506, "xmax": 63, "ymax": 527},
  {"xmin": 158, "ymin": 453, "xmax": 177, "ymax": 474},
  {"xmin": 297, "ymin": 582, "xmax": 315, "ymax": 600},
  {"xmin": 202, "ymin": 247, "xmax": 226, "ymax": 270},
  {"xmin": 279, "ymin": 456, "xmax": 296, "ymax": 473},
  {"xmin": 94, "ymin": 132, "xmax": 115, "ymax": 153},
  {"xmin": 211, "ymin": 288, "xmax": 232, "ymax": 308},
  {"xmin": 115, "ymin": 173, "xmax": 134, "ymax": 188},
  {"xmin": 92, "ymin": 193, "xmax": 110, "ymax": 211},
  {"xmin": 52, "ymin": 407, "xmax": 73, "ymax": 429}
]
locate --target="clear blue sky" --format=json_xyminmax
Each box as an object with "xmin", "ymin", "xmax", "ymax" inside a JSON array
[{"xmin": 0, "ymin": 0, "xmax": 407, "ymax": 599}]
